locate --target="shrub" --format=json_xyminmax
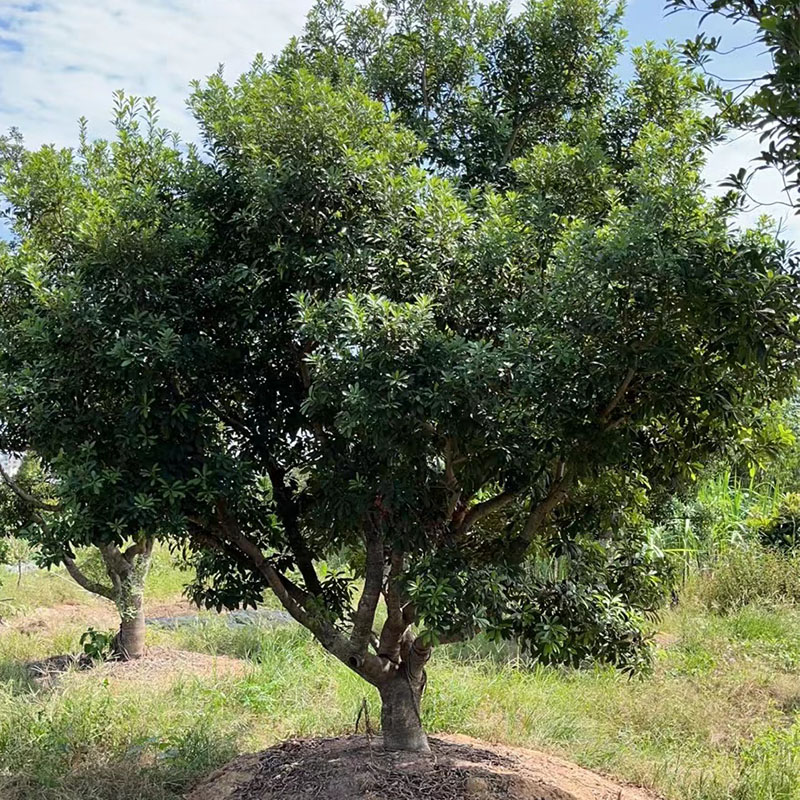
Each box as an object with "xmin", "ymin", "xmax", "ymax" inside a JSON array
[
  {"xmin": 697, "ymin": 545, "xmax": 800, "ymax": 612},
  {"xmin": 748, "ymin": 491, "xmax": 800, "ymax": 552}
]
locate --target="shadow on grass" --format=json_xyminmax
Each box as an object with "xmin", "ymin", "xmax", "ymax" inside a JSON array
[{"xmin": 0, "ymin": 653, "xmax": 94, "ymax": 694}]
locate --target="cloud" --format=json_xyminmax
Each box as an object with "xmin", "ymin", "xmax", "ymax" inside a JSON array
[
  {"xmin": 0, "ymin": 0, "xmax": 320, "ymax": 146},
  {"xmin": 0, "ymin": 0, "xmax": 796, "ymax": 246}
]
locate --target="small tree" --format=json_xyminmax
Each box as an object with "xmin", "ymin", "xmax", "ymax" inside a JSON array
[
  {"xmin": 0, "ymin": 455, "xmax": 154, "ymax": 659},
  {"xmin": 1, "ymin": 0, "xmax": 799, "ymax": 750}
]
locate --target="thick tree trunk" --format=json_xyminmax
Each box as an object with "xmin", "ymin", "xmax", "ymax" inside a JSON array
[
  {"xmin": 379, "ymin": 670, "xmax": 429, "ymax": 752},
  {"xmin": 113, "ymin": 594, "xmax": 146, "ymax": 659}
]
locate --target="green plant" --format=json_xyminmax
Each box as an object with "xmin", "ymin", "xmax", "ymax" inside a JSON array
[
  {"xmin": 79, "ymin": 627, "xmax": 116, "ymax": 661},
  {"xmin": 749, "ymin": 491, "xmax": 800, "ymax": 552},
  {"xmin": 2, "ymin": 0, "xmax": 799, "ymax": 753},
  {"xmin": 733, "ymin": 722, "xmax": 800, "ymax": 800},
  {"xmin": 669, "ymin": 0, "xmax": 800, "ymax": 211},
  {"xmin": 696, "ymin": 545, "xmax": 800, "ymax": 612}
]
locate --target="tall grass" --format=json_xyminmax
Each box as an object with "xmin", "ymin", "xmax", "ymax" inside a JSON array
[{"xmin": 2, "ymin": 598, "xmax": 800, "ymax": 800}]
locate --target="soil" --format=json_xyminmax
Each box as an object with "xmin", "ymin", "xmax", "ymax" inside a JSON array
[
  {"xmin": 2, "ymin": 599, "xmax": 199, "ymax": 636},
  {"xmin": 186, "ymin": 735, "xmax": 662, "ymax": 800},
  {"xmin": 27, "ymin": 646, "xmax": 247, "ymax": 688}
]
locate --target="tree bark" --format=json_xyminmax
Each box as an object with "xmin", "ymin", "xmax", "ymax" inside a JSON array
[
  {"xmin": 109, "ymin": 539, "xmax": 153, "ymax": 660},
  {"xmin": 379, "ymin": 669, "xmax": 430, "ymax": 752},
  {"xmin": 113, "ymin": 592, "xmax": 146, "ymax": 659}
]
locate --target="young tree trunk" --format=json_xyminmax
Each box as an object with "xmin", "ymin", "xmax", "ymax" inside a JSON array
[
  {"xmin": 107, "ymin": 539, "xmax": 153, "ymax": 660},
  {"xmin": 379, "ymin": 669, "xmax": 430, "ymax": 752},
  {"xmin": 113, "ymin": 592, "xmax": 146, "ymax": 659}
]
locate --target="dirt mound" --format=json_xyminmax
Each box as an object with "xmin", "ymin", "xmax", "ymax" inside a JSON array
[
  {"xmin": 186, "ymin": 735, "xmax": 661, "ymax": 800},
  {"xmin": 90, "ymin": 646, "xmax": 247, "ymax": 683}
]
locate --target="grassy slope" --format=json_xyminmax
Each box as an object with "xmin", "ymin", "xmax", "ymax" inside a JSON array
[{"xmin": 0, "ymin": 558, "xmax": 799, "ymax": 800}]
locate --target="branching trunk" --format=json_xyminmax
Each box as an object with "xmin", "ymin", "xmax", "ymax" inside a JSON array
[
  {"xmin": 62, "ymin": 537, "xmax": 154, "ymax": 660},
  {"xmin": 199, "ymin": 511, "xmax": 438, "ymax": 751}
]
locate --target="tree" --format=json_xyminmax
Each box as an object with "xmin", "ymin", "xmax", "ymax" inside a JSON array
[
  {"xmin": 668, "ymin": 0, "xmax": 800, "ymax": 212},
  {"xmin": 1, "ymin": 0, "xmax": 799, "ymax": 751},
  {"xmin": 0, "ymin": 454, "xmax": 155, "ymax": 658}
]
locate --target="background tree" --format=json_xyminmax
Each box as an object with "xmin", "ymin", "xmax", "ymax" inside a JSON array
[
  {"xmin": 668, "ymin": 0, "xmax": 800, "ymax": 212},
  {"xmin": 0, "ymin": 454, "xmax": 155, "ymax": 659},
  {"xmin": 1, "ymin": 0, "xmax": 799, "ymax": 751}
]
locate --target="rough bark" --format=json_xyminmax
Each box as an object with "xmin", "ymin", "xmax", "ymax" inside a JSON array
[{"xmin": 108, "ymin": 537, "xmax": 153, "ymax": 660}]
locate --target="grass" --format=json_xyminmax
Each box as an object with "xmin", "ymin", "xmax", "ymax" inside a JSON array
[{"xmin": 1, "ymin": 558, "xmax": 800, "ymax": 800}]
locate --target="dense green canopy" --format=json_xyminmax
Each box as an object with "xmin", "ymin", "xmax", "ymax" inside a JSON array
[{"xmin": 1, "ymin": 0, "xmax": 798, "ymax": 751}]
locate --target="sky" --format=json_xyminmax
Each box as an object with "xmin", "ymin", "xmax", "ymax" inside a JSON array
[{"xmin": 0, "ymin": 0, "xmax": 797, "ymax": 244}]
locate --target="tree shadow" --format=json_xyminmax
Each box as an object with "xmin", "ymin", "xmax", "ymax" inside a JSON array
[{"xmin": 0, "ymin": 652, "xmax": 93, "ymax": 693}]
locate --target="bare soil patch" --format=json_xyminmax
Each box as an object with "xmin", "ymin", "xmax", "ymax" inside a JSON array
[
  {"xmin": 90, "ymin": 645, "xmax": 248, "ymax": 683},
  {"xmin": 186, "ymin": 735, "xmax": 661, "ymax": 800},
  {"xmin": 27, "ymin": 646, "xmax": 247, "ymax": 688},
  {"xmin": 2, "ymin": 598, "xmax": 200, "ymax": 636}
]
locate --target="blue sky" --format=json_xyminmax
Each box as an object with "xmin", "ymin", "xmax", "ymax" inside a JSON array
[{"xmin": 0, "ymin": 0, "xmax": 796, "ymax": 243}]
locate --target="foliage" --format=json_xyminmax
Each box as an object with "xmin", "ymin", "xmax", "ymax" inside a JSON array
[
  {"xmin": 1, "ymin": 0, "xmax": 799, "ymax": 725},
  {"xmin": 695, "ymin": 545, "xmax": 800, "ymax": 611},
  {"xmin": 668, "ymin": 0, "xmax": 800, "ymax": 212},
  {"xmin": 79, "ymin": 627, "xmax": 116, "ymax": 661},
  {"xmin": 747, "ymin": 490, "xmax": 800, "ymax": 551}
]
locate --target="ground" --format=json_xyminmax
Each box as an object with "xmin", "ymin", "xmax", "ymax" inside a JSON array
[
  {"xmin": 0, "ymin": 552, "xmax": 799, "ymax": 799},
  {"xmin": 187, "ymin": 735, "xmax": 660, "ymax": 800}
]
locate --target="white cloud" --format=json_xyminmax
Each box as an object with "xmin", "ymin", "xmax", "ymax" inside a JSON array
[
  {"xmin": 0, "ymin": 0, "xmax": 320, "ymax": 146},
  {"xmin": 0, "ymin": 0, "xmax": 796, "ymax": 247}
]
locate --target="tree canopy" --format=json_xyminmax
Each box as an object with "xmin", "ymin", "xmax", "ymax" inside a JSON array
[
  {"xmin": 1, "ymin": 0, "xmax": 799, "ymax": 751},
  {"xmin": 668, "ymin": 0, "xmax": 800, "ymax": 212}
]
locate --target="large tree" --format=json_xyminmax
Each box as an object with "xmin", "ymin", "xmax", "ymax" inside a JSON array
[{"xmin": 1, "ymin": 0, "xmax": 799, "ymax": 751}]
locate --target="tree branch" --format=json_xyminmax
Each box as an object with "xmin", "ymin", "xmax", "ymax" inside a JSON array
[
  {"xmin": 457, "ymin": 490, "xmax": 518, "ymax": 534},
  {"xmin": 62, "ymin": 555, "xmax": 115, "ymax": 601},
  {"xmin": 520, "ymin": 462, "xmax": 572, "ymax": 545},
  {"xmin": 379, "ymin": 551, "xmax": 409, "ymax": 662},
  {"xmin": 599, "ymin": 367, "xmax": 636, "ymax": 422},
  {"xmin": 209, "ymin": 503, "xmax": 390, "ymax": 683},
  {"xmin": 350, "ymin": 529, "xmax": 384, "ymax": 654},
  {"xmin": 123, "ymin": 535, "xmax": 154, "ymax": 563},
  {"xmin": 0, "ymin": 460, "xmax": 61, "ymax": 512}
]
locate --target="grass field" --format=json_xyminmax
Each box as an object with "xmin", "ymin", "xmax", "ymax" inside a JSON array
[{"xmin": 0, "ymin": 546, "xmax": 799, "ymax": 800}]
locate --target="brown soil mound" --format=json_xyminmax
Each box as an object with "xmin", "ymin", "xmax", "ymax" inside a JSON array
[
  {"xmin": 186, "ymin": 735, "xmax": 661, "ymax": 800},
  {"xmin": 91, "ymin": 646, "xmax": 247, "ymax": 683}
]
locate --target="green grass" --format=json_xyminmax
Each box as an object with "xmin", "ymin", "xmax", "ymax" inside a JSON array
[
  {"xmin": 1, "ymin": 563, "xmax": 800, "ymax": 800},
  {"xmin": 0, "ymin": 542, "xmax": 193, "ymax": 622}
]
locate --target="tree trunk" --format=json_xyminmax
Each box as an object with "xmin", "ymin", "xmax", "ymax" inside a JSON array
[
  {"xmin": 379, "ymin": 670, "xmax": 430, "ymax": 752},
  {"xmin": 113, "ymin": 594, "xmax": 146, "ymax": 659},
  {"xmin": 109, "ymin": 543, "xmax": 152, "ymax": 660}
]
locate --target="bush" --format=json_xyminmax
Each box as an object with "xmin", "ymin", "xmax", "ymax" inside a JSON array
[
  {"xmin": 697, "ymin": 545, "xmax": 800, "ymax": 612},
  {"xmin": 748, "ymin": 491, "xmax": 800, "ymax": 552}
]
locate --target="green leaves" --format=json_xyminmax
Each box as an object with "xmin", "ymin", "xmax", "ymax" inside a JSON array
[
  {"xmin": 1, "ymin": 0, "xmax": 799, "ymax": 670},
  {"xmin": 668, "ymin": 0, "xmax": 800, "ymax": 212}
]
